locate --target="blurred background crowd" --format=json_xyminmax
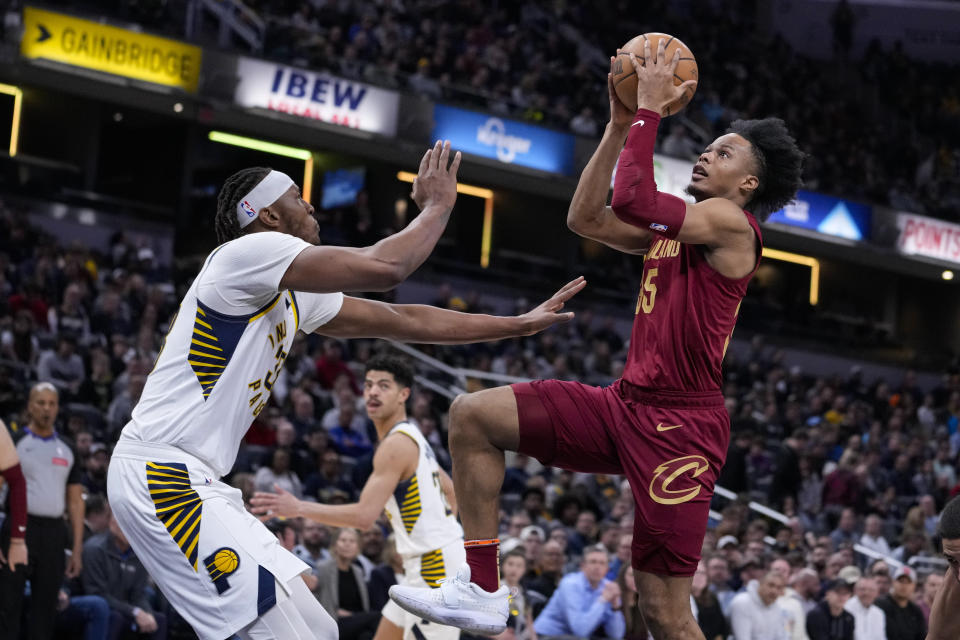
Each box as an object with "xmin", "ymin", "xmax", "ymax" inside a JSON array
[
  {"xmin": 0, "ymin": 0, "xmax": 957, "ymax": 638},
  {"xmin": 0, "ymin": 197, "xmax": 956, "ymax": 639}
]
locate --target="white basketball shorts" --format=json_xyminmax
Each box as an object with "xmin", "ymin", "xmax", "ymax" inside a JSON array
[{"xmin": 107, "ymin": 440, "xmax": 309, "ymax": 640}]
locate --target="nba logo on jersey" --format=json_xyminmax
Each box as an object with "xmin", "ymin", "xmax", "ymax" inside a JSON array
[
  {"xmin": 240, "ymin": 200, "xmax": 257, "ymax": 218},
  {"xmin": 649, "ymin": 223, "xmax": 668, "ymax": 232}
]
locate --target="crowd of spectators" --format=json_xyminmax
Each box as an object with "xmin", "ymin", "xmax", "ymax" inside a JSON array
[
  {"xmin": 247, "ymin": 0, "xmax": 959, "ymax": 222},
  {"xmin": 0, "ymin": 188, "xmax": 958, "ymax": 640},
  {"xmin": 26, "ymin": 0, "xmax": 960, "ymax": 222}
]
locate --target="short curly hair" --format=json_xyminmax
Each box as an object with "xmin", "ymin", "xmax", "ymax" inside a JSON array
[
  {"xmin": 940, "ymin": 495, "xmax": 960, "ymax": 540},
  {"xmin": 726, "ymin": 118, "xmax": 804, "ymax": 221}
]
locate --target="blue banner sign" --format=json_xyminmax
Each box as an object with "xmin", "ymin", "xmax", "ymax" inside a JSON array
[
  {"xmin": 431, "ymin": 104, "xmax": 575, "ymax": 175},
  {"xmin": 768, "ymin": 190, "xmax": 871, "ymax": 241}
]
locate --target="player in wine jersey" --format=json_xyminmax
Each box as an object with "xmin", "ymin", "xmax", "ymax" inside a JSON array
[
  {"xmin": 252, "ymin": 354, "xmax": 463, "ymax": 640},
  {"xmin": 389, "ymin": 40, "xmax": 804, "ymax": 640},
  {"xmin": 106, "ymin": 141, "xmax": 585, "ymax": 640}
]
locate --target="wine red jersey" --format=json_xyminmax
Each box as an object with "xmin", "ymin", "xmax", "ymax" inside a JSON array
[{"xmin": 621, "ymin": 212, "xmax": 763, "ymax": 393}]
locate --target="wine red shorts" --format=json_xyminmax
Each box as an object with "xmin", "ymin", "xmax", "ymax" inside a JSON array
[{"xmin": 511, "ymin": 379, "xmax": 729, "ymax": 577}]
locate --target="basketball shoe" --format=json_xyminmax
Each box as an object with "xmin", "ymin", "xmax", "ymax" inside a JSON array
[{"xmin": 388, "ymin": 564, "xmax": 510, "ymax": 635}]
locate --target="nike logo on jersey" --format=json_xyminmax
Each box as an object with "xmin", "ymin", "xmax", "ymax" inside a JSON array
[
  {"xmin": 632, "ymin": 119, "xmax": 646, "ymax": 127},
  {"xmin": 18, "ymin": 526, "xmax": 25, "ymax": 532},
  {"xmin": 656, "ymin": 423, "xmax": 682, "ymax": 432}
]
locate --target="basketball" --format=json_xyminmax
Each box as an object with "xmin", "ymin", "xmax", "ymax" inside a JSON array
[
  {"xmin": 612, "ymin": 32, "xmax": 698, "ymax": 116},
  {"xmin": 214, "ymin": 548, "xmax": 239, "ymax": 575}
]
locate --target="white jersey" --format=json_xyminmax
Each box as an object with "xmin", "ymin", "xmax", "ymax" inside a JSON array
[
  {"xmin": 120, "ymin": 231, "xmax": 343, "ymax": 478},
  {"xmin": 384, "ymin": 422, "xmax": 463, "ymax": 562}
]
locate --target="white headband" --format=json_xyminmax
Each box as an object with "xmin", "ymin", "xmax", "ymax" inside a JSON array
[{"xmin": 236, "ymin": 170, "xmax": 295, "ymax": 229}]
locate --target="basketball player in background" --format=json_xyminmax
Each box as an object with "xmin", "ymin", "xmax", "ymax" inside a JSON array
[
  {"xmin": 252, "ymin": 354, "xmax": 462, "ymax": 640},
  {"xmin": 107, "ymin": 140, "xmax": 585, "ymax": 640},
  {"xmin": 927, "ymin": 495, "xmax": 960, "ymax": 639},
  {"xmin": 389, "ymin": 40, "xmax": 804, "ymax": 640}
]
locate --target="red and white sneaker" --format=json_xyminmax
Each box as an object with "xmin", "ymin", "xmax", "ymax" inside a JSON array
[{"xmin": 388, "ymin": 564, "xmax": 510, "ymax": 635}]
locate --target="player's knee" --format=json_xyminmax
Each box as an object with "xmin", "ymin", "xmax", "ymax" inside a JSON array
[{"xmin": 448, "ymin": 394, "xmax": 481, "ymax": 443}]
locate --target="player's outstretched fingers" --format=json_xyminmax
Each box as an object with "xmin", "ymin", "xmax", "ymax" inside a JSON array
[
  {"xmin": 439, "ymin": 140, "xmax": 451, "ymax": 172},
  {"xmin": 629, "ymin": 51, "xmax": 643, "ymax": 76},
  {"xmin": 670, "ymin": 48, "xmax": 682, "ymax": 72},
  {"xmin": 449, "ymin": 150, "xmax": 462, "ymax": 176},
  {"xmin": 417, "ymin": 146, "xmax": 432, "ymax": 176},
  {"xmin": 431, "ymin": 139, "xmax": 442, "ymax": 170},
  {"xmin": 657, "ymin": 37, "xmax": 667, "ymax": 64},
  {"xmin": 554, "ymin": 276, "xmax": 587, "ymax": 301}
]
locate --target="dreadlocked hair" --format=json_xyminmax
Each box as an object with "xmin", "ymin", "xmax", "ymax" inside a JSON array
[
  {"xmin": 215, "ymin": 167, "xmax": 271, "ymax": 244},
  {"xmin": 725, "ymin": 118, "xmax": 804, "ymax": 221}
]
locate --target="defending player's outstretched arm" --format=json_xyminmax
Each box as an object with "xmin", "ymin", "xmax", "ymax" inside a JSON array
[
  {"xmin": 314, "ymin": 276, "xmax": 586, "ymax": 344},
  {"xmin": 250, "ymin": 432, "xmax": 419, "ymax": 530},
  {"xmin": 279, "ymin": 140, "xmax": 461, "ymax": 294}
]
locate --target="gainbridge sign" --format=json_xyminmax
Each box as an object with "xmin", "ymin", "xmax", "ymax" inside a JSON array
[{"xmin": 20, "ymin": 6, "xmax": 202, "ymax": 92}]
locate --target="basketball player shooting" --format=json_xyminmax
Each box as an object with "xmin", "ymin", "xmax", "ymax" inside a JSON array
[
  {"xmin": 389, "ymin": 39, "xmax": 803, "ymax": 640},
  {"xmin": 106, "ymin": 140, "xmax": 585, "ymax": 640}
]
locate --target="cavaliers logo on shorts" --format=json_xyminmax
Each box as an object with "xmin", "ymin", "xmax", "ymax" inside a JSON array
[{"xmin": 648, "ymin": 455, "xmax": 710, "ymax": 505}]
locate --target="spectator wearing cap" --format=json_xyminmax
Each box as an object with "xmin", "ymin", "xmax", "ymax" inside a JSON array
[
  {"xmin": 859, "ymin": 513, "xmax": 891, "ymax": 556},
  {"xmin": 729, "ymin": 571, "xmax": 790, "ymax": 640},
  {"xmin": 533, "ymin": 544, "xmax": 625, "ymax": 639},
  {"xmin": 876, "ymin": 566, "xmax": 927, "ymax": 640},
  {"xmin": 520, "ymin": 525, "xmax": 545, "ymax": 568},
  {"xmin": 844, "ymin": 576, "xmax": 885, "ymax": 640},
  {"xmin": 806, "ymin": 579, "xmax": 854, "ymax": 640},
  {"xmin": 81, "ymin": 442, "xmax": 110, "ymax": 496}
]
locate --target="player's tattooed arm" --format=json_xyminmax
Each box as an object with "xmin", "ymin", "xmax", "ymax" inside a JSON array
[{"xmin": 315, "ymin": 278, "xmax": 585, "ymax": 344}]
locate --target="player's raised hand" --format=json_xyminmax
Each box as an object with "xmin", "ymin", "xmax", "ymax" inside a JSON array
[
  {"xmin": 518, "ymin": 276, "xmax": 587, "ymax": 335},
  {"xmin": 411, "ymin": 140, "xmax": 462, "ymax": 212},
  {"xmin": 629, "ymin": 38, "xmax": 697, "ymax": 118},
  {"xmin": 250, "ymin": 484, "xmax": 303, "ymax": 518},
  {"xmin": 608, "ymin": 52, "xmax": 634, "ymax": 128}
]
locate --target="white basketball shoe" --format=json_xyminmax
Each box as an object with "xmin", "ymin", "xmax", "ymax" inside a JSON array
[{"xmin": 388, "ymin": 564, "xmax": 510, "ymax": 635}]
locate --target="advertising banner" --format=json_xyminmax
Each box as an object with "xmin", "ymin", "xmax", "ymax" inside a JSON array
[
  {"xmin": 234, "ymin": 57, "xmax": 400, "ymax": 137},
  {"xmin": 431, "ymin": 104, "xmax": 575, "ymax": 175},
  {"xmin": 767, "ymin": 190, "xmax": 871, "ymax": 241},
  {"xmin": 20, "ymin": 6, "xmax": 201, "ymax": 92},
  {"xmin": 896, "ymin": 213, "xmax": 960, "ymax": 265}
]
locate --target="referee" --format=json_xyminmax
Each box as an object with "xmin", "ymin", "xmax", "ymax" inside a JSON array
[{"xmin": 0, "ymin": 383, "xmax": 85, "ymax": 640}]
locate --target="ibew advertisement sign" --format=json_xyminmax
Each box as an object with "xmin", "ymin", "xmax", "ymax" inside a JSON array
[
  {"xmin": 431, "ymin": 104, "xmax": 575, "ymax": 175},
  {"xmin": 234, "ymin": 57, "xmax": 399, "ymax": 136},
  {"xmin": 767, "ymin": 190, "xmax": 871, "ymax": 241}
]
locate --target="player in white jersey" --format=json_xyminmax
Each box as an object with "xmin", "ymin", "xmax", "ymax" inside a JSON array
[
  {"xmin": 252, "ymin": 354, "xmax": 463, "ymax": 640},
  {"xmin": 106, "ymin": 140, "xmax": 587, "ymax": 640}
]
